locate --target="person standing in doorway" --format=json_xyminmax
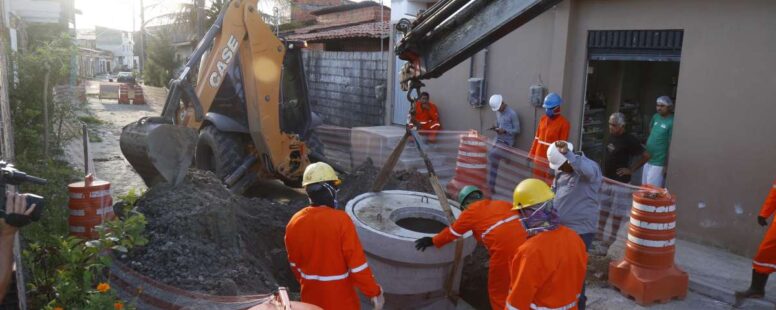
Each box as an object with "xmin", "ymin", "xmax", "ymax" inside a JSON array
[
  {"xmin": 408, "ymin": 92, "xmax": 442, "ymax": 143},
  {"xmin": 529, "ymin": 92, "xmax": 570, "ymax": 183},
  {"xmin": 486, "ymin": 94, "xmax": 520, "ymax": 195},
  {"xmin": 736, "ymin": 178, "xmax": 776, "ymax": 301},
  {"xmin": 285, "ymin": 163, "xmax": 384, "ymax": 310},
  {"xmin": 597, "ymin": 112, "xmax": 650, "ymax": 244},
  {"xmin": 547, "ymin": 140, "xmax": 602, "ymax": 310},
  {"xmin": 643, "ymin": 96, "xmax": 674, "ymax": 187}
]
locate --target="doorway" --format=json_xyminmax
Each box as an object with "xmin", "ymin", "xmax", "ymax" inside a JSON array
[{"xmin": 581, "ymin": 30, "xmax": 683, "ymax": 184}]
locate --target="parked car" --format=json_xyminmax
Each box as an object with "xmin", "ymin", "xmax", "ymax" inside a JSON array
[{"xmin": 117, "ymin": 72, "xmax": 135, "ymax": 84}]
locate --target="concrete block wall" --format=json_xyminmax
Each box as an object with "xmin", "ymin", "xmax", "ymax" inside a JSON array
[{"xmin": 303, "ymin": 50, "xmax": 388, "ymax": 127}]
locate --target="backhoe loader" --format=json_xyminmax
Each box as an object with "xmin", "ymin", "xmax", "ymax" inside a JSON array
[{"xmin": 120, "ymin": 0, "xmax": 319, "ymax": 193}]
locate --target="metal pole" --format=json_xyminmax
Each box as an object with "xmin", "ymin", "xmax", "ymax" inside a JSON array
[
  {"xmin": 139, "ymin": 0, "xmax": 145, "ymax": 75},
  {"xmin": 380, "ymin": 0, "xmax": 384, "ymax": 62},
  {"xmin": 274, "ymin": 7, "xmax": 279, "ymax": 37},
  {"xmin": 83, "ymin": 124, "xmax": 89, "ymax": 175},
  {"xmin": 42, "ymin": 65, "xmax": 50, "ymax": 162}
]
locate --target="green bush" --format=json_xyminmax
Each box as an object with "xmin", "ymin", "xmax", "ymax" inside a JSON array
[{"xmin": 7, "ymin": 26, "xmax": 148, "ymax": 309}]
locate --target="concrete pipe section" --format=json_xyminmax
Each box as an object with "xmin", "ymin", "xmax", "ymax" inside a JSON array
[{"xmin": 346, "ymin": 190, "xmax": 477, "ymax": 309}]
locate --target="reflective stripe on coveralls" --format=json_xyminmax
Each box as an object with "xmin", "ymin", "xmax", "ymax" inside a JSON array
[
  {"xmin": 431, "ymin": 200, "xmax": 527, "ymax": 310},
  {"xmin": 288, "ymin": 262, "xmax": 370, "ymax": 282}
]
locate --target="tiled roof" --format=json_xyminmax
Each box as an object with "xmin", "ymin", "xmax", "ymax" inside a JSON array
[{"xmin": 287, "ymin": 21, "xmax": 389, "ymax": 41}]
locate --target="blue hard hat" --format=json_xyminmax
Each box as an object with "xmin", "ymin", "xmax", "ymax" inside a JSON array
[{"xmin": 543, "ymin": 92, "xmax": 563, "ymax": 109}]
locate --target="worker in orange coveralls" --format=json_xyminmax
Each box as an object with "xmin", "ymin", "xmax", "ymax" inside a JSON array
[
  {"xmin": 285, "ymin": 163, "xmax": 384, "ymax": 310},
  {"xmin": 414, "ymin": 185, "xmax": 527, "ymax": 310},
  {"xmin": 736, "ymin": 178, "xmax": 776, "ymax": 301},
  {"xmin": 409, "ymin": 92, "xmax": 442, "ymax": 143},
  {"xmin": 507, "ymin": 178, "xmax": 587, "ymax": 310},
  {"xmin": 528, "ymin": 92, "xmax": 570, "ymax": 183}
]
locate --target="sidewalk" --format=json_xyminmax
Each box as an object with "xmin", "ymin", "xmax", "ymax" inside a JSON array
[{"xmin": 603, "ymin": 229, "xmax": 776, "ymax": 309}]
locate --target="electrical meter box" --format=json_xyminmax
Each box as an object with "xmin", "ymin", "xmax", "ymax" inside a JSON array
[
  {"xmin": 530, "ymin": 84, "xmax": 546, "ymax": 107},
  {"xmin": 468, "ymin": 77, "xmax": 485, "ymax": 108}
]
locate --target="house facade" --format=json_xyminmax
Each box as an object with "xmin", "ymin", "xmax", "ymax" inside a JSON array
[{"xmin": 386, "ymin": 0, "xmax": 776, "ymax": 256}]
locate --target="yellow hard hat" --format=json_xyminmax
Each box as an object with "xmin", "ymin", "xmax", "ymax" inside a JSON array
[
  {"xmin": 302, "ymin": 162, "xmax": 341, "ymax": 187},
  {"xmin": 512, "ymin": 178, "xmax": 555, "ymax": 210}
]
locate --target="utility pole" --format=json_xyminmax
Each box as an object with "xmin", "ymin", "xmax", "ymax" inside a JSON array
[
  {"xmin": 196, "ymin": 0, "xmax": 205, "ymax": 37},
  {"xmin": 139, "ymin": 0, "xmax": 145, "ymax": 75},
  {"xmin": 43, "ymin": 63, "xmax": 51, "ymax": 161}
]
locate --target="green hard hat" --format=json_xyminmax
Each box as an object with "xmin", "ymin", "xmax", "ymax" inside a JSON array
[{"xmin": 458, "ymin": 185, "xmax": 484, "ymax": 207}]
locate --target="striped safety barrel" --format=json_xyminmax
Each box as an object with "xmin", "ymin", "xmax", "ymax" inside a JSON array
[
  {"xmin": 445, "ymin": 132, "xmax": 488, "ymax": 198},
  {"xmin": 118, "ymin": 84, "xmax": 130, "ymax": 104},
  {"xmin": 68, "ymin": 177, "xmax": 115, "ymax": 239},
  {"xmin": 132, "ymin": 85, "xmax": 145, "ymax": 104},
  {"xmin": 608, "ymin": 186, "xmax": 688, "ymax": 305}
]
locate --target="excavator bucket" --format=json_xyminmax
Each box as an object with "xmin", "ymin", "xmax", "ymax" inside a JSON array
[{"xmin": 119, "ymin": 117, "xmax": 198, "ymax": 187}]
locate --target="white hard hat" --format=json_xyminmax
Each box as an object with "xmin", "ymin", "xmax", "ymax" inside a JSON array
[
  {"xmin": 546, "ymin": 141, "xmax": 574, "ymax": 170},
  {"xmin": 489, "ymin": 94, "xmax": 503, "ymax": 111}
]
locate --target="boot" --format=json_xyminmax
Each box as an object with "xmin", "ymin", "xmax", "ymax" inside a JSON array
[{"xmin": 735, "ymin": 269, "xmax": 769, "ymax": 300}]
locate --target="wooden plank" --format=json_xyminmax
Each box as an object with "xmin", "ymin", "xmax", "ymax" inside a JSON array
[{"xmin": 370, "ymin": 131, "xmax": 410, "ymax": 192}]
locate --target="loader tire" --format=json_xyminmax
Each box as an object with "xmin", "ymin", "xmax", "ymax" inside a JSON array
[{"xmin": 195, "ymin": 126, "xmax": 245, "ymax": 180}]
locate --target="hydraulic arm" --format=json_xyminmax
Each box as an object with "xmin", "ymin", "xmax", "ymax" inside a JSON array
[{"xmin": 394, "ymin": 0, "xmax": 562, "ymax": 99}]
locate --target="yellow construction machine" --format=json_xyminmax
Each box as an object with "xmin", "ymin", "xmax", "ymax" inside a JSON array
[{"xmin": 120, "ymin": 0, "xmax": 322, "ymax": 193}]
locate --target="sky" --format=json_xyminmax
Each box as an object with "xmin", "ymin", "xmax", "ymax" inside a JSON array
[
  {"xmin": 75, "ymin": 0, "xmax": 383, "ymax": 32},
  {"xmin": 75, "ymin": 0, "xmax": 191, "ymax": 31}
]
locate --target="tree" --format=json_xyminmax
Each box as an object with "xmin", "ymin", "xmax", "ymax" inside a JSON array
[{"xmin": 142, "ymin": 30, "xmax": 179, "ymax": 87}]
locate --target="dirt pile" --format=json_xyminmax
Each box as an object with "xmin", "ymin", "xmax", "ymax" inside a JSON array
[
  {"xmin": 337, "ymin": 159, "xmax": 434, "ymax": 203},
  {"xmin": 123, "ymin": 169, "xmax": 302, "ymax": 295},
  {"xmin": 124, "ymin": 162, "xmax": 436, "ymax": 295}
]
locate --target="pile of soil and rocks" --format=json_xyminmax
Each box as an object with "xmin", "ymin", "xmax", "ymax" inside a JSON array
[
  {"xmin": 123, "ymin": 160, "xmax": 440, "ymax": 296},
  {"xmin": 336, "ymin": 159, "xmax": 434, "ymax": 204},
  {"xmin": 123, "ymin": 169, "xmax": 302, "ymax": 295}
]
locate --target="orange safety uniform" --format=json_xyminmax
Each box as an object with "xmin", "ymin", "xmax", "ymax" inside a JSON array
[
  {"xmin": 411, "ymin": 101, "xmax": 442, "ymax": 143},
  {"xmin": 753, "ymin": 179, "xmax": 776, "ymax": 274},
  {"xmin": 528, "ymin": 114, "xmax": 570, "ymax": 183},
  {"xmin": 507, "ymin": 226, "xmax": 587, "ymax": 310},
  {"xmin": 285, "ymin": 206, "xmax": 381, "ymax": 309},
  {"xmin": 432, "ymin": 200, "xmax": 527, "ymax": 310}
]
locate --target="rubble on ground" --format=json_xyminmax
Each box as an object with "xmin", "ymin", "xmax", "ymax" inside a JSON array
[
  {"xmin": 123, "ymin": 169, "xmax": 301, "ymax": 295},
  {"xmin": 123, "ymin": 160, "xmax": 438, "ymax": 295}
]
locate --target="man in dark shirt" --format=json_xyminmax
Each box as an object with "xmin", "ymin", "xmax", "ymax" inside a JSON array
[{"xmin": 597, "ymin": 112, "xmax": 650, "ymax": 244}]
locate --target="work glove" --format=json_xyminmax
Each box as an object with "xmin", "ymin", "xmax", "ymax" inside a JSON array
[
  {"xmin": 415, "ymin": 237, "xmax": 434, "ymax": 251},
  {"xmin": 758, "ymin": 216, "xmax": 768, "ymax": 227},
  {"xmin": 371, "ymin": 286, "xmax": 385, "ymax": 310}
]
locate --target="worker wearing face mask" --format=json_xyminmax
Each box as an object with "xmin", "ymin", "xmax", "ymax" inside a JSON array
[
  {"xmin": 506, "ymin": 178, "xmax": 587, "ymax": 310},
  {"xmin": 528, "ymin": 92, "xmax": 570, "ymax": 183}
]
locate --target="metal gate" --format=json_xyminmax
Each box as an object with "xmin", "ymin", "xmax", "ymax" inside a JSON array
[{"xmin": 588, "ymin": 30, "xmax": 683, "ymax": 62}]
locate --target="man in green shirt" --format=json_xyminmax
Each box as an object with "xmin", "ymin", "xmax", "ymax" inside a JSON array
[{"xmin": 642, "ymin": 96, "xmax": 674, "ymax": 187}]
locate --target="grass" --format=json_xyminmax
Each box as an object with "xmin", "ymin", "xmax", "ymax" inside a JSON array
[{"xmin": 78, "ymin": 115, "xmax": 105, "ymax": 125}]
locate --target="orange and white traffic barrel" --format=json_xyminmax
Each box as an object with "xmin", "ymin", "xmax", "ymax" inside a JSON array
[
  {"xmin": 68, "ymin": 175, "xmax": 114, "ymax": 239},
  {"xmin": 118, "ymin": 84, "xmax": 130, "ymax": 104},
  {"xmin": 608, "ymin": 186, "xmax": 688, "ymax": 305},
  {"xmin": 132, "ymin": 85, "xmax": 145, "ymax": 104},
  {"xmin": 445, "ymin": 131, "xmax": 489, "ymax": 198}
]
